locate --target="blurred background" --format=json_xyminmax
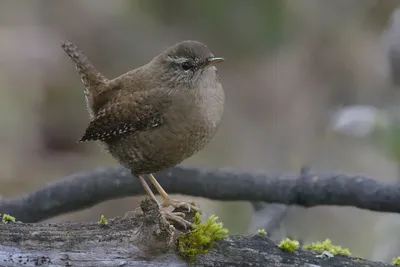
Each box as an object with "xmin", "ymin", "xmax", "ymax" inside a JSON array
[{"xmin": 2, "ymin": 0, "xmax": 400, "ymax": 263}]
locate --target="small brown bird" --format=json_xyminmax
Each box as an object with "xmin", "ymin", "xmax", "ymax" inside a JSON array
[{"xmin": 61, "ymin": 40, "xmax": 225, "ymax": 228}]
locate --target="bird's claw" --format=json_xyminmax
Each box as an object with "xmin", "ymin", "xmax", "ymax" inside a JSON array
[
  {"xmin": 161, "ymin": 198, "xmax": 200, "ymax": 213},
  {"xmin": 163, "ymin": 211, "xmax": 193, "ymax": 230},
  {"xmin": 170, "ymin": 211, "xmax": 186, "ymax": 217}
]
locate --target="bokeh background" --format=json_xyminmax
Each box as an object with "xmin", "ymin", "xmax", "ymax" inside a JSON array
[{"xmin": 2, "ymin": 0, "xmax": 400, "ymax": 263}]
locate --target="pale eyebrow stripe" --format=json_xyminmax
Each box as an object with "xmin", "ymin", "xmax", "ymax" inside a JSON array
[{"xmin": 166, "ymin": 56, "xmax": 189, "ymax": 64}]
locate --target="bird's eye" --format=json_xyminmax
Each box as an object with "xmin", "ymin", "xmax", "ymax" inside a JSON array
[{"xmin": 181, "ymin": 62, "xmax": 194, "ymax": 71}]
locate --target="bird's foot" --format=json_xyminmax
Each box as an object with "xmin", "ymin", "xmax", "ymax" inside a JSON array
[
  {"xmin": 161, "ymin": 197, "xmax": 200, "ymax": 213},
  {"xmin": 162, "ymin": 211, "xmax": 193, "ymax": 230}
]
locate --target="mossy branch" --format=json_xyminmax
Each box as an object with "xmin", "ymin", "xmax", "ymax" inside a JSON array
[{"xmin": 0, "ymin": 206, "xmax": 392, "ymax": 267}]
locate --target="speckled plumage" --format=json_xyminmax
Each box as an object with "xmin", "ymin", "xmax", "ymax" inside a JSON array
[{"xmin": 61, "ymin": 40, "xmax": 225, "ymax": 176}]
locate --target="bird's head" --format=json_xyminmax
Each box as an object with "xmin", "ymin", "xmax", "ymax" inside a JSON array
[{"xmin": 152, "ymin": 40, "xmax": 224, "ymax": 90}]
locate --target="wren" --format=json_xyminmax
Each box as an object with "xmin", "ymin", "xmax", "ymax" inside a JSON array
[{"xmin": 61, "ymin": 40, "xmax": 225, "ymax": 228}]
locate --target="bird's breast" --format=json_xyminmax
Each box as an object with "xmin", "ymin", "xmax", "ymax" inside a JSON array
[
  {"xmin": 106, "ymin": 82, "xmax": 224, "ymax": 175},
  {"xmin": 170, "ymin": 83, "xmax": 224, "ymax": 154}
]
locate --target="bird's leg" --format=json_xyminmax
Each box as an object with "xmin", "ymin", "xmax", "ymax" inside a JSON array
[
  {"xmin": 147, "ymin": 173, "xmax": 200, "ymax": 213},
  {"xmin": 137, "ymin": 175, "xmax": 193, "ymax": 229},
  {"xmin": 138, "ymin": 175, "xmax": 158, "ymax": 203},
  {"xmin": 125, "ymin": 175, "xmax": 158, "ymax": 218}
]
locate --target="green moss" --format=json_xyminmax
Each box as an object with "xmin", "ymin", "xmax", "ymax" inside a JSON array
[
  {"xmin": 257, "ymin": 229, "xmax": 267, "ymax": 236},
  {"xmin": 97, "ymin": 215, "xmax": 108, "ymax": 225},
  {"xmin": 392, "ymin": 257, "xmax": 400, "ymax": 265},
  {"xmin": 177, "ymin": 212, "xmax": 229, "ymax": 260},
  {"xmin": 2, "ymin": 213, "xmax": 15, "ymax": 223},
  {"xmin": 303, "ymin": 239, "xmax": 351, "ymax": 256},
  {"xmin": 278, "ymin": 238, "xmax": 299, "ymax": 252}
]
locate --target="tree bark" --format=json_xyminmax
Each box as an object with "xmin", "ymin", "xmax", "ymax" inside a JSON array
[{"xmin": 0, "ymin": 198, "xmax": 392, "ymax": 267}]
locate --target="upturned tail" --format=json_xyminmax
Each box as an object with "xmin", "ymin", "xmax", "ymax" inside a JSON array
[
  {"xmin": 61, "ymin": 41, "xmax": 108, "ymax": 89},
  {"xmin": 61, "ymin": 41, "xmax": 112, "ymax": 118}
]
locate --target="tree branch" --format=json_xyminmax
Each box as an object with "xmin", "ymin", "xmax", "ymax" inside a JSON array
[
  {"xmin": 1, "ymin": 165, "xmax": 400, "ymax": 223},
  {"xmin": 0, "ymin": 202, "xmax": 391, "ymax": 267}
]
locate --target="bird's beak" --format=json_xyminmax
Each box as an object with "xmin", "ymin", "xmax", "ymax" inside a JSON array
[{"xmin": 205, "ymin": 57, "xmax": 225, "ymax": 67}]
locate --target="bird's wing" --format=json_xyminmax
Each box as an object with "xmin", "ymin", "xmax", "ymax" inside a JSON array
[{"xmin": 79, "ymin": 90, "xmax": 169, "ymax": 142}]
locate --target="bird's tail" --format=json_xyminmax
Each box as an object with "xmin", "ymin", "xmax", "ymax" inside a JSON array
[{"xmin": 61, "ymin": 41, "xmax": 108, "ymax": 90}]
